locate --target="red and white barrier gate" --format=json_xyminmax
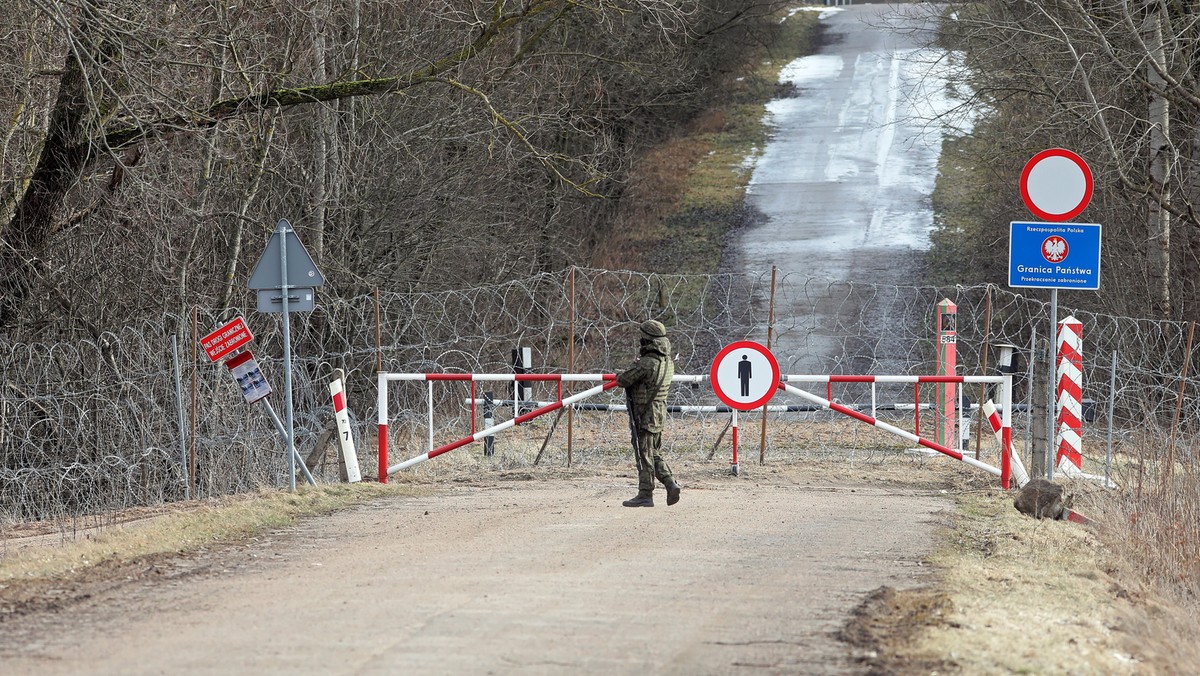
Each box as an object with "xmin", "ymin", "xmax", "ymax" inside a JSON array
[
  {"xmin": 778, "ymin": 374, "xmax": 1017, "ymax": 488},
  {"xmin": 982, "ymin": 400, "xmax": 1029, "ymax": 488},
  {"xmin": 376, "ymin": 373, "xmax": 619, "ymax": 481},
  {"xmin": 376, "ymin": 371, "xmax": 1018, "ymax": 489}
]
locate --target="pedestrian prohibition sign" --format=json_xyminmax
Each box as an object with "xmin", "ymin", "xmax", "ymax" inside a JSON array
[{"xmin": 711, "ymin": 341, "xmax": 780, "ymax": 411}]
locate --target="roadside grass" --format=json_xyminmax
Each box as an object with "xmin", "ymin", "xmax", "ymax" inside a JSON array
[
  {"xmin": 907, "ymin": 486, "xmax": 1139, "ymax": 674},
  {"xmin": 848, "ymin": 458, "xmax": 1200, "ymax": 674},
  {"xmin": 0, "ymin": 483, "xmax": 414, "ymax": 583},
  {"xmin": 1079, "ymin": 472, "xmax": 1200, "ymax": 669}
]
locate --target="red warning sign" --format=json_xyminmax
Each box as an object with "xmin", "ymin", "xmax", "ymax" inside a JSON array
[{"xmin": 200, "ymin": 316, "xmax": 254, "ymax": 363}]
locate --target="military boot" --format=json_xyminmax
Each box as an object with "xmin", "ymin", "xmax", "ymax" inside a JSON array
[
  {"xmin": 666, "ymin": 481, "xmax": 681, "ymax": 506},
  {"xmin": 622, "ymin": 491, "xmax": 654, "ymax": 507}
]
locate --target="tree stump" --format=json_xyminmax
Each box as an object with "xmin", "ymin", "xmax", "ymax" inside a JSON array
[{"xmin": 1013, "ymin": 478, "xmax": 1065, "ymax": 520}]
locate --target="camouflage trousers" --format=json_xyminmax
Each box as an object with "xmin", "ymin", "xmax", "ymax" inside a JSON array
[{"xmin": 633, "ymin": 429, "xmax": 675, "ymax": 494}]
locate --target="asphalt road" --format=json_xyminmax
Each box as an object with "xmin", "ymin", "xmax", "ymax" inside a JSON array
[
  {"xmin": 743, "ymin": 3, "xmax": 961, "ymax": 283},
  {"xmin": 738, "ymin": 4, "xmax": 965, "ymax": 374},
  {"xmin": 0, "ymin": 468, "xmax": 950, "ymax": 675}
]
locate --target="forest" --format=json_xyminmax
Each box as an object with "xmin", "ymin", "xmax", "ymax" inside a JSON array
[{"xmin": 0, "ymin": 0, "xmax": 790, "ymax": 341}]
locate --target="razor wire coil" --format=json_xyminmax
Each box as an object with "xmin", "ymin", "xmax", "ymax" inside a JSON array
[{"xmin": 2, "ymin": 267, "xmax": 1197, "ymax": 526}]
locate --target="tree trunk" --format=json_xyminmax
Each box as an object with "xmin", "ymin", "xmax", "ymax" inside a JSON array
[
  {"xmin": 1145, "ymin": 6, "xmax": 1172, "ymax": 319},
  {"xmin": 217, "ymin": 115, "xmax": 277, "ymax": 313},
  {"xmin": 0, "ymin": 47, "xmax": 92, "ymax": 328},
  {"xmin": 309, "ymin": 0, "xmax": 330, "ymax": 261}
]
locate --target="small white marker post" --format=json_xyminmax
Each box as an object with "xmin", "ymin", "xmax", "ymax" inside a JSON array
[{"xmin": 329, "ymin": 376, "xmax": 362, "ymax": 483}]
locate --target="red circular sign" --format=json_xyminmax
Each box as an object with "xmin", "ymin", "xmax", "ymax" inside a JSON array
[
  {"xmin": 710, "ymin": 341, "xmax": 780, "ymax": 411},
  {"xmin": 1020, "ymin": 148, "xmax": 1093, "ymax": 222},
  {"xmin": 1041, "ymin": 236, "xmax": 1068, "ymax": 263}
]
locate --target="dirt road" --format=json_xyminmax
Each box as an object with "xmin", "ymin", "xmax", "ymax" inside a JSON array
[{"xmin": 0, "ymin": 464, "xmax": 952, "ymax": 674}]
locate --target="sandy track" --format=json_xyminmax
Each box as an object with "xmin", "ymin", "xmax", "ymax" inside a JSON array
[{"xmin": 0, "ymin": 465, "xmax": 951, "ymax": 675}]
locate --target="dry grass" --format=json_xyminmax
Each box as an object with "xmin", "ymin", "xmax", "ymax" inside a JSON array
[
  {"xmin": 910, "ymin": 486, "xmax": 1140, "ymax": 674},
  {"xmin": 0, "ymin": 482, "xmax": 413, "ymax": 583},
  {"xmin": 1075, "ymin": 472, "xmax": 1200, "ymax": 671}
]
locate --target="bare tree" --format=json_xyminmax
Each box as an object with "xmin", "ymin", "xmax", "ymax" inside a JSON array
[
  {"xmin": 932, "ymin": 0, "xmax": 1200, "ymax": 319},
  {"xmin": 0, "ymin": 0, "xmax": 791, "ymax": 336}
]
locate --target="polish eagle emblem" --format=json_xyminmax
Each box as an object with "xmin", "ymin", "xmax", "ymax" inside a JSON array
[{"xmin": 1042, "ymin": 236, "xmax": 1068, "ymax": 263}]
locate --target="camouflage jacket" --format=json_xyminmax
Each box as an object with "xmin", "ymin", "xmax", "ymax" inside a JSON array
[{"xmin": 616, "ymin": 335, "xmax": 674, "ymax": 433}]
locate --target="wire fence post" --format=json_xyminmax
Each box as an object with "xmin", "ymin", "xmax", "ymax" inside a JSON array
[
  {"xmin": 171, "ymin": 334, "xmax": 190, "ymax": 500},
  {"xmin": 975, "ymin": 285, "xmax": 993, "ymax": 459},
  {"xmin": 760, "ymin": 265, "xmax": 776, "ymax": 464},
  {"xmin": 1106, "ymin": 349, "xmax": 1117, "ymax": 487},
  {"xmin": 568, "ymin": 266, "xmax": 575, "ymax": 467},
  {"xmin": 189, "ymin": 307, "xmax": 198, "ymax": 499},
  {"xmin": 1166, "ymin": 320, "xmax": 1196, "ymax": 484}
]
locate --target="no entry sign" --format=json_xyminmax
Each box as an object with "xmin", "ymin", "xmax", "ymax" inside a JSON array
[
  {"xmin": 711, "ymin": 341, "xmax": 780, "ymax": 411},
  {"xmin": 1020, "ymin": 148, "xmax": 1093, "ymax": 222}
]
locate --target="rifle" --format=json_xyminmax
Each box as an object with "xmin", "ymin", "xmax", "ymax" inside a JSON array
[{"xmin": 625, "ymin": 388, "xmax": 645, "ymax": 473}]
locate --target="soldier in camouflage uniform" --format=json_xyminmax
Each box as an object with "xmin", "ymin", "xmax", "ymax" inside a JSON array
[{"xmin": 616, "ymin": 319, "xmax": 681, "ymax": 507}]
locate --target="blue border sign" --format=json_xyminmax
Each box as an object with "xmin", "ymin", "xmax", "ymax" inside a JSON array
[{"xmin": 1009, "ymin": 222, "xmax": 1101, "ymax": 290}]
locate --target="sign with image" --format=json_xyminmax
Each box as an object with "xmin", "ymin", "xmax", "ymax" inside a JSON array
[
  {"xmin": 710, "ymin": 341, "xmax": 780, "ymax": 411},
  {"xmin": 226, "ymin": 351, "xmax": 272, "ymax": 404}
]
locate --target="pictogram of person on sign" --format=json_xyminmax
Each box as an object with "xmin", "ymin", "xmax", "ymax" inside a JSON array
[{"xmin": 738, "ymin": 354, "xmax": 752, "ymax": 397}]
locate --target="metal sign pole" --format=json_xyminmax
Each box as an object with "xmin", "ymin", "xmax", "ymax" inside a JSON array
[
  {"xmin": 281, "ymin": 223, "xmax": 296, "ymax": 491},
  {"xmin": 248, "ymin": 218, "xmax": 324, "ymax": 490},
  {"xmin": 1047, "ymin": 287, "xmax": 1057, "ymax": 480},
  {"xmin": 261, "ymin": 399, "xmax": 316, "ymax": 486}
]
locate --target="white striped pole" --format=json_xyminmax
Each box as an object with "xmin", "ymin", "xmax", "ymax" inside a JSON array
[
  {"xmin": 779, "ymin": 381, "xmax": 1002, "ymax": 479},
  {"xmin": 1056, "ymin": 316, "xmax": 1084, "ymax": 472}
]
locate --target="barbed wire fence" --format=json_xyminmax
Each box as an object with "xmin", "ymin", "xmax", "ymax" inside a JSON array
[{"xmin": 2, "ymin": 267, "xmax": 1197, "ymax": 532}]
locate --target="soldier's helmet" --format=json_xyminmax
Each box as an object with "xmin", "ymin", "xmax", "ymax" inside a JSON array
[{"xmin": 640, "ymin": 320, "xmax": 667, "ymax": 337}]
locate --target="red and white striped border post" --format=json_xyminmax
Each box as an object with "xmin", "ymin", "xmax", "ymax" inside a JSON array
[
  {"xmin": 779, "ymin": 375, "xmax": 1009, "ymax": 485},
  {"xmin": 1056, "ymin": 316, "xmax": 1084, "ymax": 472},
  {"xmin": 935, "ymin": 299, "xmax": 958, "ymax": 449},
  {"xmin": 376, "ymin": 373, "xmax": 618, "ymax": 481}
]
